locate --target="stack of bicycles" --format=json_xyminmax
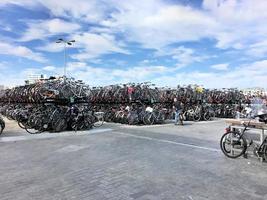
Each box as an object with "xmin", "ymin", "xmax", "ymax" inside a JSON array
[
  {"xmin": 0, "ymin": 78, "xmax": 266, "ymax": 129},
  {"xmin": 0, "ymin": 77, "xmax": 103, "ymax": 134},
  {"xmin": 0, "ymin": 103, "xmax": 104, "ymax": 134},
  {"xmin": 89, "ymin": 82, "xmax": 158, "ymax": 104},
  {"xmin": 87, "ymin": 83, "xmax": 253, "ymax": 125},
  {"xmin": 0, "ymin": 77, "xmax": 91, "ymax": 103},
  {"xmin": 102, "ymin": 103, "xmax": 167, "ymax": 125},
  {"xmin": 89, "ymin": 83, "xmax": 251, "ymax": 105}
]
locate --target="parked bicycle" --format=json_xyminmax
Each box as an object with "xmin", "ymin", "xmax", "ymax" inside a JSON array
[{"xmin": 220, "ymin": 116, "xmax": 267, "ymax": 160}]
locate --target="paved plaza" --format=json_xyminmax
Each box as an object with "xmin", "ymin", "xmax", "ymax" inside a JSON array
[{"xmin": 0, "ymin": 119, "xmax": 267, "ymax": 200}]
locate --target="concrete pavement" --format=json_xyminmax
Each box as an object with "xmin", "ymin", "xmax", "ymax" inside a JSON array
[{"xmin": 0, "ymin": 119, "xmax": 266, "ymax": 200}]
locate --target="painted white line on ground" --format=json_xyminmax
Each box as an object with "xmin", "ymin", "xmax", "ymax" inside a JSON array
[
  {"xmin": 120, "ymin": 123, "xmax": 173, "ymax": 129},
  {"xmin": 120, "ymin": 121, "xmax": 221, "ymax": 129},
  {"xmin": 0, "ymin": 128, "xmax": 113, "ymax": 142},
  {"xmin": 197, "ymin": 120, "xmax": 222, "ymax": 124},
  {"xmin": 114, "ymin": 131, "xmax": 220, "ymax": 152},
  {"xmin": 118, "ymin": 119, "xmax": 224, "ymax": 129}
]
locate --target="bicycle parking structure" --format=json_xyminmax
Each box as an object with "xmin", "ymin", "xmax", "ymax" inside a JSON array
[{"xmin": 0, "ymin": 76, "xmax": 266, "ymax": 134}]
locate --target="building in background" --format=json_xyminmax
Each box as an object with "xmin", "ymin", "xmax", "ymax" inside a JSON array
[
  {"xmin": 25, "ymin": 74, "xmax": 46, "ymax": 85},
  {"xmin": 242, "ymin": 87, "xmax": 266, "ymax": 96}
]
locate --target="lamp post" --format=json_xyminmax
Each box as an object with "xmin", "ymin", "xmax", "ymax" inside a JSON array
[{"xmin": 56, "ymin": 38, "xmax": 75, "ymax": 79}]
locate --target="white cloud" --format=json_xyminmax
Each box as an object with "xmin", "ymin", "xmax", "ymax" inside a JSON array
[
  {"xmin": 103, "ymin": 1, "xmax": 217, "ymax": 49},
  {"xmin": 36, "ymin": 42, "xmax": 65, "ymax": 52},
  {"xmin": 210, "ymin": 63, "xmax": 229, "ymax": 71},
  {"xmin": 2, "ymin": 0, "xmax": 267, "ymax": 53},
  {"xmin": 62, "ymin": 60, "xmax": 267, "ymax": 88},
  {"xmin": 156, "ymin": 46, "xmax": 209, "ymax": 68},
  {"xmin": 111, "ymin": 65, "xmax": 169, "ymax": 81},
  {"xmin": 53, "ymin": 63, "xmax": 170, "ymax": 86},
  {"xmin": 67, "ymin": 62, "xmax": 87, "ymax": 71},
  {"xmin": 1, "ymin": 0, "xmax": 267, "ymax": 89},
  {"xmin": 71, "ymin": 33, "xmax": 130, "ymax": 60},
  {"xmin": 153, "ymin": 60, "xmax": 267, "ymax": 88},
  {"xmin": 0, "ymin": 42, "xmax": 47, "ymax": 62},
  {"xmin": 0, "ymin": 0, "xmax": 216, "ymax": 49},
  {"xmin": 1, "ymin": 59, "xmax": 267, "ymax": 89},
  {"xmin": 73, "ymin": 60, "xmax": 267, "ymax": 88},
  {"xmin": 0, "ymin": 0, "xmax": 108, "ymax": 23},
  {"xmin": 0, "ymin": 67, "xmax": 44, "ymax": 87},
  {"xmin": 20, "ymin": 18, "xmax": 81, "ymax": 41},
  {"xmin": 103, "ymin": 0, "xmax": 267, "ymax": 53},
  {"xmin": 245, "ymin": 40, "xmax": 267, "ymax": 58},
  {"xmin": 39, "ymin": 0, "xmax": 108, "ymax": 23},
  {"xmin": 105, "ymin": 59, "xmax": 127, "ymax": 66},
  {"xmin": 203, "ymin": 0, "xmax": 267, "ymax": 51},
  {"xmin": 43, "ymin": 65, "xmax": 56, "ymax": 71},
  {"xmin": 0, "ymin": 0, "xmax": 36, "ymax": 6},
  {"xmin": 3, "ymin": 0, "xmax": 267, "ymax": 57}
]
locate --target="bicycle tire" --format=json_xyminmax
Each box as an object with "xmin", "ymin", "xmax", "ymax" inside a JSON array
[
  {"xmin": 262, "ymin": 144, "xmax": 267, "ymax": 161},
  {"xmin": 0, "ymin": 118, "xmax": 5, "ymax": 134},
  {"xmin": 25, "ymin": 127, "xmax": 43, "ymax": 134},
  {"xmin": 52, "ymin": 118, "xmax": 67, "ymax": 132},
  {"xmin": 203, "ymin": 112, "xmax": 211, "ymax": 121},
  {"xmin": 0, "ymin": 124, "xmax": 3, "ymax": 135},
  {"xmin": 93, "ymin": 115, "xmax": 104, "ymax": 127},
  {"xmin": 210, "ymin": 112, "xmax": 216, "ymax": 120},
  {"xmin": 18, "ymin": 121, "xmax": 26, "ymax": 129},
  {"xmin": 143, "ymin": 113, "xmax": 155, "ymax": 125},
  {"xmin": 127, "ymin": 112, "xmax": 139, "ymax": 125},
  {"xmin": 25, "ymin": 115, "xmax": 44, "ymax": 134},
  {"xmin": 81, "ymin": 115, "xmax": 93, "ymax": 130},
  {"xmin": 220, "ymin": 131, "xmax": 247, "ymax": 158},
  {"xmin": 193, "ymin": 113, "xmax": 201, "ymax": 121}
]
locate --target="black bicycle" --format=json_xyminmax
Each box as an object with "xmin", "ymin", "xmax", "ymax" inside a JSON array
[
  {"xmin": 0, "ymin": 116, "xmax": 5, "ymax": 135},
  {"xmin": 220, "ymin": 120, "xmax": 267, "ymax": 160}
]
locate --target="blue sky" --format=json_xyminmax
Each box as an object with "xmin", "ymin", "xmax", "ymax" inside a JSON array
[{"xmin": 0, "ymin": 0, "xmax": 267, "ymax": 88}]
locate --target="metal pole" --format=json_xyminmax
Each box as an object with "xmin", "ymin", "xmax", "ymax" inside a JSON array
[{"xmin": 64, "ymin": 42, "xmax": 66, "ymax": 79}]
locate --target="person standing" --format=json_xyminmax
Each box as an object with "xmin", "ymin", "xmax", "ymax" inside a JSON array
[{"xmin": 173, "ymin": 97, "xmax": 183, "ymax": 125}]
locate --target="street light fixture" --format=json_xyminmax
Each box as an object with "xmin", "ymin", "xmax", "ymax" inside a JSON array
[{"xmin": 56, "ymin": 38, "xmax": 75, "ymax": 79}]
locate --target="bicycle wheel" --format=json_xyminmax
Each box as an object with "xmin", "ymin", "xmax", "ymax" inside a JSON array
[
  {"xmin": 25, "ymin": 127, "xmax": 43, "ymax": 134},
  {"xmin": 203, "ymin": 112, "xmax": 211, "ymax": 121},
  {"xmin": 93, "ymin": 115, "xmax": 104, "ymax": 127},
  {"xmin": 52, "ymin": 118, "xmax": 67, "ymax": 132},
  {"xmin": 85, "ymin": 118, "xmax": 94, "ymax": 130},
  {"xmin": 143, "ymin": 113, "xmax": 155, "ymax": 125},
  {"xmin": 127, "ymin": 112, "xmax": 139, "ymax": 125},
  {"xmin": 262, "ymin": 144, "xmax": 267, "ymax": 161},
  {"xmin": 209, "ymin": 111, "xmax": 216, "ymax": 120},
  {"xmin": 0, "ymin": 123, "xmax": 3, "ymax": 135},
  {"xmin": 25, "ymin": 116, "xmax": 44, "ymax": 134},
  {"xmin": 18, "ymin": 121, "xmax": 26, "ymax": 129},
  {"xmin": 0, "ymin": 118, "xmax": 5, "ymax": 135},
  {"xmin": 220, "ymin": 131, "xmax": 247, "ymax": 158},
  {"xmin": 193, "ymin": 113, "xmax": 201, "ymax": 121}
]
